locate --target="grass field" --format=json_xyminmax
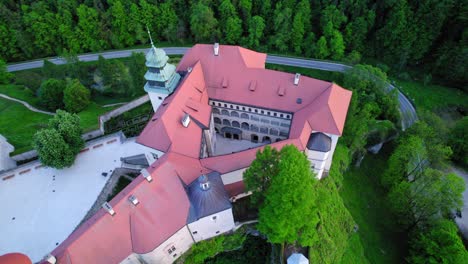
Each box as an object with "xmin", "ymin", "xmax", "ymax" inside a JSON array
[
  {"xmin": 0, "ymin": 84, "xmax": 41, "ymax": 108},
  {"xmin": 0, "ymin": 96, "xmax": 113, "ymax": 155},
  {"xmin": 396, "ymin": 80, "xmax": 467, "ymax": 112},
  {"xmin": 339, "ymin": 144, "xmax": 406, "ymax": 263},
  {"xmin": 0, "ymin": 98, "xmax": 50, "ymax": 155}
]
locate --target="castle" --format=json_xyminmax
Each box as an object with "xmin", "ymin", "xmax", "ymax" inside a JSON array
[{"xmin": 40, "ymin": 44, "xmax": 352, "ymax": 264}]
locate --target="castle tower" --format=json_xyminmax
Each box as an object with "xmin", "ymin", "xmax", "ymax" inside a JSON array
[{"xmin": 144, "ymin": 42, "xmax": 181, "ymax": 112}]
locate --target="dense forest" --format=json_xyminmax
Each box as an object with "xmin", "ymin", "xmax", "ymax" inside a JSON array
[{"xmin": 0, "ymin": 0, "xmax": 466, "ymax": 88}]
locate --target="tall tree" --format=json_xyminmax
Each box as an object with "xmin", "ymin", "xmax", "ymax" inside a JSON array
[
  {"xmin": 268, "ymin": 2, "xmax": 292, "ymax": 52},
  {"xmin": 63, "ymin": 79, "xmax": 90, "ymax": 113},
  {"xmin": 243, "ymin": 145, "xmax": 280, "ymax": 206},
  {"xmin": 246, "ymin": 15, "xmax": 265, "ymax": 49},
  {"xmin": 0, "ymin": 59, "xmax": 12, "ymax": 84},
  {"xmin": 257, "ymin": 145, "xmax": 319, "ymax": 247},
  {"xmin": 108, "ymin": 0, "xmax": 134, "ymax": 48},
  {"xmin": 76, "ymin": 4, "xmax": 105, "ymax": 51},
  {"xmin": 190, "ymin": 2, "xmax": 218, "ymax": 42}
]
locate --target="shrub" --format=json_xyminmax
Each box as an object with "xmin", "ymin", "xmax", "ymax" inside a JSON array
[{"xmin": 38, "ymin": 78, "xmax": 66, "ymax": 111}]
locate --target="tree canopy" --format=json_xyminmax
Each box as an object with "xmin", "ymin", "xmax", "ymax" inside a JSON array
[
  {"xmin": 33, "ymin": 110, "xmax": 84, "ymax": 169},
  {"xmin": 63, "ymin": 79, "xmax": 90, "ymax": 113}
]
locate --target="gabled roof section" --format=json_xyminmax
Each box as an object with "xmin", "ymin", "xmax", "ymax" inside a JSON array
[
  {"xmin": 48, "ymin": 155, "xmax": 192, "ymax": 262},
  {"xmin": 137, "ymin": 62, "xmax": 211, "ymax": 158}
]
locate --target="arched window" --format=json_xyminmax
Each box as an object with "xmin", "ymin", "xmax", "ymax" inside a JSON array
[
  {"xmin": 221, "ymin": 109, "xmax": 230, "ymax": 116},
  {"xmin": 223, "ymin": 119, "xmax": 231, "ymax": 126},
  {"xmin": 270, "ymin": 128, "xmax": 279, "ymax": 136},
  {"xmin": 232, "ymin": 121, "xmax": 240, "ymax": 128},
  {"xmin": 260, "ymin": 127, "xmax": 268, "ymax": 134},
  {"xmin": 231, "ymin": 111, "xmax": 239, "ymax": 118},
  {"xmin": 214, "ymin": 117, "xmax": 221, "ymax": 124},
  {"xmin": 280, "ymin": 130, "xmax": 288, "ymax": 137},
  {"xmin": 250, "ymin": 124, "xmax": 259, "ymax": 132},
  {"xmin": 212, "ymin": 108, "xmax": 220, "ymax": 114},
  {"xmin": 241, "ymin": 122, "xmax": 250, "ymax": 130},
  {"xmin": 241, "ymin": 113, "xmax": 249, "ymax": 119}
]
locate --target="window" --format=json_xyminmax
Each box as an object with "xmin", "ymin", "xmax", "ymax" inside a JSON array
[
  {"xmin": 236, "ymin": 106, "xmax": 240, "ymax": 110},
  {"xmin": 241, "ymin": 113, "xmax": 249, "ymax": 119},
  {"xmin": 232, "ymin": 121, "xmax": 240, "ymax": 128},
  {"xmin": 242, "ymin": 107, "xmax": 245, "ymax": 110},
  {"xmin": 212, "ymin": 108, "xmax": 220, "ymax": 114},
  {"xmin": 214, "ymin": 117, "xmax": 221, "ymax": 124},
  {"xmin": 152, "ymin": 153, "xmax": 159, "ymax": 160},
  {"xmin": 241, "ymin": 122, "xmax": 250, "ymax": 130},
  {"xmin": 193, "ymin": 231, "xmax": 198, "ymax": 234},
  {"xmin": 221, "ymin": 109, "xmax": 230, "ymax": 116},
  {"xmin": 229, "ymin": 105, "xmax": 233, "ymax": 108},
  {"xmin": 254, "ymin": 109, "xmax": 258, "ymax": 113},
  {"xmin": 280, "ymin": 114, "xmax": 284, "ymax": 118},
  {"xmin": 173, "ymin": 254, "xmax": 177, "ymax": 258},
  {"xmin": 261, "ymin": 118, "xmax": 269, "ymax": 124},
  {"xmin": 231, "ymin": 111, "xmax": 239, "ymax": 118},
  {"xmin": 273, "ymin": 113, "xmax": 277, "ymax": 117},
  {"xmin": 224, "ymin": 104, "xmax": 227, "ymax": 107},
  {"xmin": 158, "ymin": 96, "xmax": 162, "ymax": 100},
  {"xmin": 216, "ymin": 231, "xmax": 220, "ymax": 234},
  {"xmin": 286, "ymin": 115, "xmax": 290, "ymax": 119},
  {"xmin": 267, "ymin": 112, "xmax": 271, "ymax": 115},
  {"xmin": 212, "ymin": 216, "xmax": 217, "ymax": 221},
  {"xmin": 167, "ymin": 246, "xmax": 176, "ymax": 254},
  {"xmin": 261, "ymin": 110, "xmax": 264, "ymax": 114},
  {"xmin": 271, "ymin": 121, "xmax": 279, "ymax": 126},
  {"xmin": 248, "ymin": 108, "xmax": 252, "ymax": 111}
]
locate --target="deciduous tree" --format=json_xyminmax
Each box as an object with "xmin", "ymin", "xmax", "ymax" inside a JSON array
[
  {"xmin": 63, "ymin": 79, "xmax": 90, "ymax": 113},
  {"xmin": 38, "ymin": 78, "xmax": 66, "ymax": 111}
]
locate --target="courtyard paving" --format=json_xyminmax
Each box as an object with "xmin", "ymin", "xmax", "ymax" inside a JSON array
[
  {"xmin": 213, "ymin": 134, "xmax": 265, "ymax": 156},
  {"xmin": 0, "ymin": 136, "xmax": 148, "ymax": 262}
]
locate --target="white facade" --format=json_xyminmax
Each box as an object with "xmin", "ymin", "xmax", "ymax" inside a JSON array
[
  {"xmin": 139, "ymin": 145, "xmax": 165, "ymax": 165},
  {"xmin": 305, "ymin": 132, "xmax": 339, "ymax": 179},
  {"xmin": 0, "ymin": 135, "xmax": 16, "ymax": 172},
  {"xmin": 220, "ymin": 168, "xmax": 246, "ymax": 185},
  {"xmin": 187, "ymin": 209, "xmax": 236, "ymax": 242},
  {"xmin": 148, "ymin": 92, "xmax": 167, "ymax": 113}
]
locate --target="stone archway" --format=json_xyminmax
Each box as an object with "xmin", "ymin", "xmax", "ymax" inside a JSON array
[
  {"xmin": 262, "ymin": 136, "xmax": 271, "ymax": 143},
  {"xmin": 251, "ymin": 134, "xmax": 259, "ymax": 143}
]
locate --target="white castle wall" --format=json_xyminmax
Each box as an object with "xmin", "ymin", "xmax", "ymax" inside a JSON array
[{"xmin": 187, "ymin": 209, "xmax": 236, "ymax": 242}]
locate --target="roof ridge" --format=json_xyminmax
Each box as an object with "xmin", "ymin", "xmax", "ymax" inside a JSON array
[{"xmin": 293, "ymin": 82, "xmax": 333, "ymax": 113}]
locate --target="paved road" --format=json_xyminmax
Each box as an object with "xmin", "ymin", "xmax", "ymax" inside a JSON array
[{"xmin": 6, "ymin": 47, "xmax": 417, "ymax": 129}]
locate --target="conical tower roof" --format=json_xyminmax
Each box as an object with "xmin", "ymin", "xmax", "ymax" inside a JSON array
[{"xmin": 146, "ymin": 45, "xmax": 169, "ymax": 68}]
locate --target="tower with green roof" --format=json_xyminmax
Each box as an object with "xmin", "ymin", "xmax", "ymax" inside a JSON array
[{"xmin": 144, "ymin": 41, "xmax": 181, "ymax": 112}]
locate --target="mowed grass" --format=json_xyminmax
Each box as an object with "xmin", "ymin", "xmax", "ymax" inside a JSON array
[
  {"xmin": 0, "ymin": 98, "xmax": 114, "ymax": 155},
  {"xmin": 396, "ymin": 80, "xmax": 467, "ymax": 111},
  {"xmin": 0, "ymin": 98, "xmax": 50, "ymax": 154},
  {"xmin": 339, "ymin": 144, "xmax": 406, "ymax": 264},
  {"xmin": 0, "ymin": 84, "xmax": 42, "ymax": 108}
]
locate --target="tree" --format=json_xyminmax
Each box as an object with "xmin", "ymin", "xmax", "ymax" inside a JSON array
[
  {"xmin": 246, "ymin": 16, "xmax": 265, "ymax": 49},
  {"xmin": 408, "ymin": 219, "xmax": 468, "ymax": 264},
  {"xmin": 33, "ymin": 110, "xmax": 84, "ymax": 169},
  {"xmin": 268, "ymin": 3, "xmax": 292, "ymax": 52},
  {"xmin": 257, "ymin": 145, "xmax": 319, "ymax": 246},
  {"xmin": 449, "ymin": 117, "xmax": 468, "ymax": 167},
  {"xmin": 48, "ymin": 110, "xmax": 84, "ymax": 155},
  {"xmin": 190, "ymin": 2, "xmax": 218, "ymax": 42},
  {"xmin": 329, "ymin": 29, "xmax": 345, "ymax": 60},
  {"xmin": 314, "ymin": 36, "xmax": 329, "ymax": 59},
  {"xmin": 108, "ymin": 0, "xmax": 134, "ymax": 48},
  {"xmin": 63, "ymin": 79, "xmax": 90, "ymax": 113},
  {"xmin": 38, "ymin": 79, "xmax": 66, "ymax": 111},
  {"xmin": 33, "ymin": 128, "xmax": 75, "ymax": 169},
  {"xmin": 0, "ymin": 59, "xmax": 13, "ymax": 84},
  {"xmin": 76, "ymin": 4, "xmax": 105, "ymax": 51},
  {"xmin": 243, "ymin": 145, "xmax": 280, "ymax": 206}
]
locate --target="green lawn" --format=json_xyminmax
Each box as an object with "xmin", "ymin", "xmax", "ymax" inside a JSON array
[
  {"xmin": 0, "ymin": 98, "xmax": 50, "ymax": 155},
  {"xmin": 0, "ymin": 84, "xmax": 42, "ymax": 108},
  {"xmin": 0, "ymin": 97, "xmax": 113, "ymax": 155},
  {"xmin": 339, "ymin": 144, "xmax": 406, "ymax": 263},
  {"xmin": 396, "ymin": 80, "xmax": 467, "ymax": 112}
]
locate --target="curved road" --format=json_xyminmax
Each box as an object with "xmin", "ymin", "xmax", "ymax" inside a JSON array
[{"xmin": 6, "ymin": 47, "xmax": 417, "ymax": 129}]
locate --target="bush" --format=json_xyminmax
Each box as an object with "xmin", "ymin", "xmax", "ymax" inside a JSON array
[
  {"xmin": 397, "ymin": 72, "xmax": 411, "ymax": 81},
  {"xmin": 38, "ymin": 78, "xmax": 66, "ymax": 111},
  {"xmin": 344, "ymin": 51, "xmax": 362, "ymax": 65},
  {"xmin": 449, "ymin": 116, "xmax": 468, "ymax": 167},
  {"xmin": 64, "ymin": 79, "xmax": 90, "ymax": 113}
]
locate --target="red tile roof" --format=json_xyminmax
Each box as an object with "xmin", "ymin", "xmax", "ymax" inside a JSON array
[{"xmin": 45, "ymin": 44, "xmax": 351, "ymax": 263}]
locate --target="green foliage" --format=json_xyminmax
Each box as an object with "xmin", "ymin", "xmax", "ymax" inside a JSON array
[
  {"xmin": 33, "ymin": 128, "xmax": 75, "ymax": 169},
  {"xmin": 408, "ymin": 219, "xmax": 468, "ymax": 264},
  {"xmin": 190, "ymin": 2, "xmax": 218, "ymax": 42},
  {"xmin": 206, "ymin": 235, "xmax": 270, "ymax": 264},
  {"xmin": 63, "ymin": 79, "xmax": 90, "ymax": 113},
  {"xmin": 257, "ymin": 145, "xmax": 319, "ymax": 246},
  {"xmin": 184, "ymin": 231, "xmax": 246, "ymax": 264},
  {"xmin": 0, "ymin": 59, "xmax": 12, "ymax": 84},
  {"xmin": 38, "ymin": 79, "xmax": 65, "ymax": 111},
  {"xmin": 33, "ymin": 110, "xmax": 84, "ymax": 169},
  {"xmin": 243, "ymin": 145, "xmax": 280, "ymax": 206},
  {"xmin": 246, "ymin": 16, "xmax": 265, "ymax": 49},
  {"xmin": 449, "ymin": 117, "xmax": 468, "ymax": 167}
]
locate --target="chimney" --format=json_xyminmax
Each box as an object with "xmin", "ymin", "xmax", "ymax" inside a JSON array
[
  {"xmin": 294, "ymin": 73, "xmax": 301, "ymax": 86},
  {"xmin": 214, "ymin": 43, "xmax": 219, "ymax": 56},
  {"xmin": 182, "ymin": 113, "xmax": 191, "ymax": 127},
  {"xmin": 141, "ymin": 168, "xmax": 153, "ymax": 182},
  {"xmin": 102, "ymin": 202, "xmax": 115, "ymax": 216},
  {"xmin": 128, "ymin": 195, "xmax": 139, "ymax": 206},
  {"xmin": 44, "ymin": 254, "xmax": 56, "ymax": 264}
]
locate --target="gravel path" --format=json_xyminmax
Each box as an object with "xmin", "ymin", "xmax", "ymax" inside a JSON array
[{"xmin": 0, "ymin": 93, "xmax": 54, "ymax": 115}]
